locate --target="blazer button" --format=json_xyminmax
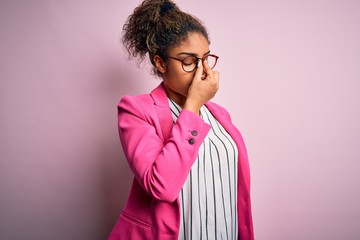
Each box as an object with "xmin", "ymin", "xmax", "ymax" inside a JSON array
[
  {"xmin": 188, "ymin": 138, "xmax": 195, "ymax": 145},
  {"xmin": 191, "ymin": 130, "xmax": 198, "ymax": 136}
]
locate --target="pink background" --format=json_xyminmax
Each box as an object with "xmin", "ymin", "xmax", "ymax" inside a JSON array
[{"xmin": 1, "ymin": 0, "xmax": 359, "ymax": 239}]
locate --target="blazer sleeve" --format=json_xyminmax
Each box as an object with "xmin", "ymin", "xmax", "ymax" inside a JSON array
[{"xmin": 118, "ymin": 96, "xmax": 211, "ymax": 203}]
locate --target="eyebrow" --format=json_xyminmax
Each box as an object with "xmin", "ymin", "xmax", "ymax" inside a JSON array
[{"xmin": 176, "ymin": 50, "xmax": 211, "ymax": 57}]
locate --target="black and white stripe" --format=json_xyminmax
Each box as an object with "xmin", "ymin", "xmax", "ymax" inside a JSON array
[{"xmin": 168, "ymin": 99, "xmax": 238, "ymax": 240}]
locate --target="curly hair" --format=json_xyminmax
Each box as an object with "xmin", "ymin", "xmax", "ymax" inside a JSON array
[{"xmin": 122, "ymin": 0, "xmax": 209, "ymax": 76}]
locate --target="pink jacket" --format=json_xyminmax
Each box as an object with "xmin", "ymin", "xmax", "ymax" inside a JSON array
[{"xmin": 108, "ymin": 83, "xmax": 254, "ymax": 240}]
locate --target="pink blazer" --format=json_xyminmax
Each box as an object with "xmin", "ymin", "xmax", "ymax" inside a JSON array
[{"xmin": 108, "ymin": 83, "xmax": 254, "ymax": 240}]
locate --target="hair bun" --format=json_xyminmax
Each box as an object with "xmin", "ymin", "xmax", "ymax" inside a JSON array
[
  {"xmin": 122, "ymin": 0, "xmax": 209, "ymax": 76},
  {"xmin": 160, "ymin": 2, "xmax": 176, "ymax": 16}
]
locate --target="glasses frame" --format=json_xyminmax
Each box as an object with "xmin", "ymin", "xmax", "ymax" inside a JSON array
[{"xmin": 167, "ymin": 54, "xmax": 219, "ymax": 73}]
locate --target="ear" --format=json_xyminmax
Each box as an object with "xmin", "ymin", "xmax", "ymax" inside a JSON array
[{"xmin": 153, "ymin": 55, "xmax": 167, "ymax": 74}]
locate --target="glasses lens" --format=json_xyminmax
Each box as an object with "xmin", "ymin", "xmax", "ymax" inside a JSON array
[
  {"xmin": 182, "ymin": 56, "xmax": 197, "ymax": 72},
  {"xmin": 206, "ymin": 55, "xmax": 217, "ymax": 69}
]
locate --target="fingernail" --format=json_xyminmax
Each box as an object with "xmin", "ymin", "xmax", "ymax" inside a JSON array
[{"xmin": 197, "ymin": 61, "xmax": 202, "ymax": 67}]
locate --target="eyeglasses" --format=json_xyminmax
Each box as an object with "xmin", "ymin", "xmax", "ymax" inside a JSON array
[{"xmin": 167, "ymin": 54, "xmax": 219, "ymax": 73}]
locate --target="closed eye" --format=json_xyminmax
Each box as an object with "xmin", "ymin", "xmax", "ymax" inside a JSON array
[{"xmin": 182, "ymin": 56, "xmax": 197, "ymax": 66}]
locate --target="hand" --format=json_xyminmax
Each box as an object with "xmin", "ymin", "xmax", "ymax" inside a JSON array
[{"xmin": 183, "ymin": 59, "xmax": 219, "ymax": 115}]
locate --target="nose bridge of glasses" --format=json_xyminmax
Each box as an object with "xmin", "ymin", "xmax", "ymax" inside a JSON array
[
  {"xmin": 169, "ymin": 54, "xmax": 217, "ymax": 72},
  {"xmin": 194, "ymin": 57, "xmax": 201, "ymax": 65},
  {"xmin": 194, "ymin": 56, "xmax": 207, "ymax": 65}
]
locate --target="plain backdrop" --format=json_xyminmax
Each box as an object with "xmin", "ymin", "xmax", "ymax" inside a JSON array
[{"xmin": 1, "ymin": 0, "xmax": 359, "ymax": 239}]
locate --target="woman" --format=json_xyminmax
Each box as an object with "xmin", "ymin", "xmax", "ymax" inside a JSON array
[{"xmin": 108, "ymin": 0, "xmax": 254, "ymax": 239}]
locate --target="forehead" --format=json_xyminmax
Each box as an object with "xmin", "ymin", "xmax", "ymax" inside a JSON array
[{"xmin": 169, "ymin": 32, "xmax": 210, "ymax": 56}]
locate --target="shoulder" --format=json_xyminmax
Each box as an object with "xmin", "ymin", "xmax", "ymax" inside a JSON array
[
  {"xmin": 117, "ymin": 93, "xmax": 155, "ymax": 119},
  {"xmin": 118, "ymin": 93, "xmax": 152, "ymax": 108},
  {"xmin": 118, "ymin": 83, "xmax": 167, "ymax": 112}
]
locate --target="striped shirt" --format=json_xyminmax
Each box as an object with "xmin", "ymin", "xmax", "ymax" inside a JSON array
[{"xmin": 168, "ymin": 99, "xmax": 239, "ymax": 240}]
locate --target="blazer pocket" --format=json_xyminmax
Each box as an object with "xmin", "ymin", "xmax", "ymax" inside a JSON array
[{"xmin": 121, "ymin": 211, "xmax": 152, "ymax": 230}]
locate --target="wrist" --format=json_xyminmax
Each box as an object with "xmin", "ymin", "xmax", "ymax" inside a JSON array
[{"xmin": 183, "ymin": 101, "xmax": 201, "ymax": 115}]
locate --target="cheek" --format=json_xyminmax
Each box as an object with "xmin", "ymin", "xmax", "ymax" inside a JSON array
[
  {"xmin": 166, "ymin": 63, "xmax": 194, "ymax": 90},
  {"xmin": 180, "ymin": 74, "xmax": 194, "ymax": 91},
  {"xmin": 184, "ymin": 72, "xmax": 194, "ymax": 83},
  {"xmin": 170, "ymin": 68, "xmax": 192, "ymax": 84}
]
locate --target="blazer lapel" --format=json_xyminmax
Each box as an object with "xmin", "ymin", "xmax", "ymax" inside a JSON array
[{"xmin": 150, "ymin": 83, "xmax": 173, "ymax": 142}]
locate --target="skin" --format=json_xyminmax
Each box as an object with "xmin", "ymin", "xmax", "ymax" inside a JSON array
[{"xmin": 153, "ymin": 32, "xmax": 219, "ymax": 115}]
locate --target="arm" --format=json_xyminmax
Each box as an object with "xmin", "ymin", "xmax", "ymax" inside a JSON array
[{"xmin": 118, "ymin": 96, "xmax": 211, "ymax": 203}]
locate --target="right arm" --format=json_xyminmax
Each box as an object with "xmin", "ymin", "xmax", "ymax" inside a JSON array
[{"xmin": 118, "ymin": 97, "xmax": 210, "ymax": 203}]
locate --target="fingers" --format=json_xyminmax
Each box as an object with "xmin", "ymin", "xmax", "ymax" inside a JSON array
[
  {"xmin": 192, "ymin": 60, "xmax": 204, "ymax": 83},
  {"xmin": 193, "ymin": 59, "xmax": 218, "ymax": 83},
  {"xmin": 204, "ymin": 60, "xmax": 219, "ymax": 91},
  {"xmin": 202, "ymin": 59, "xmax": 215, "ymax": 80},
  {"xmin": 202, "ymin": 58, "xmax": 211, "ymax": 73}
]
